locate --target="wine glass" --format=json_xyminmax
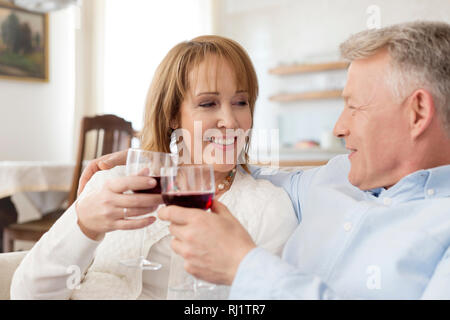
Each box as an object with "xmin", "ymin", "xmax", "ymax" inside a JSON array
[
  {"xmin": 119, "ymin": 148, "xmax": 177, "ymax": 270},
  {"xmin": 161, "ymin": 164, "xmax": 216, "ymax": 293}
]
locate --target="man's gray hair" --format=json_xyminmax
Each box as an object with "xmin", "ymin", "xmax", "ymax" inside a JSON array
[{"xmin": 340, "ymin": 21, "xmax": 450, "ymax": 135}]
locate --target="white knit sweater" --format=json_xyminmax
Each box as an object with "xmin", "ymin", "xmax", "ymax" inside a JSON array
[{"xmin": 10, "ymin": 166, "xmax": 297, "ymax": 300}]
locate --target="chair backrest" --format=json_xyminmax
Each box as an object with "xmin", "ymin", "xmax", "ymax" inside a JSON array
[{"xmin": 68, "ymin": 114, "xmax": 135, "ymax": 206}]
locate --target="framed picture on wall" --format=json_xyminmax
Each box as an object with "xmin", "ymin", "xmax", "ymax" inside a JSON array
[{"xmin": 0, "ymin": 0, "xmax": 49, "ymax": 82}]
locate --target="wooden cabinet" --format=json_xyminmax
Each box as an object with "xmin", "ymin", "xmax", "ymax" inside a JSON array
[{"xmin": 269, "ymin": 61, "xmax": 349, "ymax": 102}]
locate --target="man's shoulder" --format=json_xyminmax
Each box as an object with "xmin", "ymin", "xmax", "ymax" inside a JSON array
[{"xmin": 302, "ymin": 154, "xmax": 351, "ymax": 183}]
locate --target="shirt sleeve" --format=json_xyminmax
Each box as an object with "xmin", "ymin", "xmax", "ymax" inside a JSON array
[
  {"xmin": 229, "ymin": 248, "xmax": 341, "ymax": 300},
  {"xmin": 248, "ymin": 165, "xmax": 304, "ymax": 221},
  {"xmin": 9, "ymin": 171, "xmax": 110, "ymax": 300},
  {"xmin": 420, "ymin": 246, "xmax": 450, "ymax": 299}
]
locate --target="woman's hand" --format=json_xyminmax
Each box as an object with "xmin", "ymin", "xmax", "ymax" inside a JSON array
[
  {"xmin": 76, "ymin": 174, "xmax": 162, "ymax": 241},
  {"xmin": 77, "ymin": 149, "xmax": 128, "ymax": 196}
]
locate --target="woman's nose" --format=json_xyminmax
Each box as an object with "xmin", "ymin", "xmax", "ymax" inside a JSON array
[{"xmin": 217, "ymin": 105, "xmax": 239, "ymax": 129}]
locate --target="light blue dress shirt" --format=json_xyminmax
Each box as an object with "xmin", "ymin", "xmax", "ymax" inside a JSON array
[{"xmin": 229, "ymin": 155, "xmax": 450, "ymax": 299}]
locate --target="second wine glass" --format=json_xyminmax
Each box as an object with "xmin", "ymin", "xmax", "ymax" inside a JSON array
[{"xmin": 161, "ymin": 164, "xmax": 216, "ymax": 293}]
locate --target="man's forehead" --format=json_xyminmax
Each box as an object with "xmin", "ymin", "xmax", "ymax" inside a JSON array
[{"xmin": 343, "ymin": 57, "xmax": 390, "ymax": 105}]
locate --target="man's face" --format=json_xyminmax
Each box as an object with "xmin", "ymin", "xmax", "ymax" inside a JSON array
[{"xmin": 333, "ymin": 49, "xmax": 411, "ymax": 190}]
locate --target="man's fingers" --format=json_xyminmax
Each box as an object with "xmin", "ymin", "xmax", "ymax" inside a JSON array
[
  {"xmin": 99, "ymin": 150, "xmax": 128, "ymax": 170},
  {"xmin": 114, "ymin": 216, "xmax": 156, "ymax": 230},
  {"xmin": 171, "ymin": 237, "xmax": 184, "ymax": 256},
  {"xmin": 77, "ymin": 150, "xmax": 128, "ymax": 196},
  {"xmin": 77, "ymin": 160, "xmax": 100, "ymax": 196},
  {"xmin": 210, "ymin": 200, "xmax": 230, "ymax": 215},
  {"xmin": 158, "ymin": 205, "xmax": 199, "ymax": 225}
]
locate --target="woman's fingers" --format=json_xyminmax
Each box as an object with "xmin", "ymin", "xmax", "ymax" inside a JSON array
[
  {"xmin": 106, "ymin": 175, "xmax": 157, "ymax": 194},
  {"xmin": 114, "ymin": 216, "xmax": 156, "ymax": 230},
  {"xmin": 119, "ymin": 207, "xmax": 159, "ymax": 219},
  {"xmin": 111, "ymin": 192, "xmax": 163, "ymax": 209}
]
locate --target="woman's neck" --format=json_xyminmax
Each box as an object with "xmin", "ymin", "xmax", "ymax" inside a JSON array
[{"xmin": 214, "ymin": 166, "xmax": 237, "ymax": 194}]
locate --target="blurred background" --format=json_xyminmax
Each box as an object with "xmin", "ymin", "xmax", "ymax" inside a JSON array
[
  {"xmin": 0, "ymin": 0, "xmax": 449, "ymax": 251},
  {"xmin": 1, "ymin": 0, "xmax": 449, "ymax": 164}
]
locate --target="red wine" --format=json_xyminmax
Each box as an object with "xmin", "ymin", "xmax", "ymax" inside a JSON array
[
  {"xmin": 134, "ymin": 176, "xmax": 161, "ymax": 194},
  {"xmin": 162, "ymin": 192, "xmax": 214, "ymax": 210}
]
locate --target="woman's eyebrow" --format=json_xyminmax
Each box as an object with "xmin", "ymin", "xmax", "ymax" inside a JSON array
[{"xmin": 196, "ymin": 92, "xmax": 219, "ymax": 96}]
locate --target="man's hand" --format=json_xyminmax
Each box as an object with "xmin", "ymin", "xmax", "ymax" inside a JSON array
[
  {"xmin": 158, "ymin": 200, "xmax": 256, "ymax": 285},
  {"xmin": 77, "ymin": 149, "xmax": 128, "ymax": 196}
]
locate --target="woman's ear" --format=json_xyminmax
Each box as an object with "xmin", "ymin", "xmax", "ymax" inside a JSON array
[
  {"xmin": 408, "ymin": 89, "xmax": 435, "ymax": 139},
  {"xmin": 170, "ymin": 120, "xmax": 179, "ymax": 130}
]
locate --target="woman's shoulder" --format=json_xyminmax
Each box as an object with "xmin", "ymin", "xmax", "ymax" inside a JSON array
[{"xmin": 232, "ymin": 166, "xmax": 292, "ymax": 205}]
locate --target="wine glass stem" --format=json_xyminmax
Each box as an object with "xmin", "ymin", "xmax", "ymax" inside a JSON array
[
  {"xmin": 192, "ymin": 276, "xmax": 198, "ymax": 293},
  {"xmin": 140, "ymin": 227, "xmax": 146, "ymax": 262}
]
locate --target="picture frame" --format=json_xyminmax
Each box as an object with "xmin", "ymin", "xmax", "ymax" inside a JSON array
[{"xmin": 0, "ymin": 0, "xmax": 49, "ymax": 82}]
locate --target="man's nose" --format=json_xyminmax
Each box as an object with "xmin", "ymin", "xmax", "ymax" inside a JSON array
[{"xmin": 333, "ymin": 112, "xmax": 350, "ymax": 138}]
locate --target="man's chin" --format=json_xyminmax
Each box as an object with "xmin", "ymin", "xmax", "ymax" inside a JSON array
[{"xmin": 348, "ymin": 173, "xmax": 383, "ymax": 191}]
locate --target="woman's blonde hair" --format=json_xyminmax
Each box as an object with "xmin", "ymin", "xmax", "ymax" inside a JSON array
[{"xmin": 140, "ymin": 35, "xmax": 258, "ymax": 168}]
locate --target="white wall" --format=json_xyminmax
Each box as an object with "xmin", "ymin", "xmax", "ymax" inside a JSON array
[
  {"xmin": 214, "ymin": 0, "xmax": 450, "ymax": 148},
  {"xmin": 102, "ymin": 0, "xmax": 213, "ymax": 131},
  {"xmin": 0, "ymin": 8, "xmax": 76, "ymax": 161}
]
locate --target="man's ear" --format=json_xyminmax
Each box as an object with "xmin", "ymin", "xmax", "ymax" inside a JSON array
[{"xmin": 408, "ymin": 89, "xmax": 435, "ymax": 139}]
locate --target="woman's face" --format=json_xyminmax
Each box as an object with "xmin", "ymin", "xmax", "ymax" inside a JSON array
[{"xmin": 178, "ymin": 56, "xmax": 253, "ymax": 173}]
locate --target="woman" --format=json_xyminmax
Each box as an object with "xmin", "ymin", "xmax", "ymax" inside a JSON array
[{"xmin": 10, "ymin": 35, "xmax": 297, "ymax": 300}]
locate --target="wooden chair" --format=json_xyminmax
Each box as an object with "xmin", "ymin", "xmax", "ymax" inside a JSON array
[{"xmin": 2, "ymin": 114, "xmax": 134, "ymax": 252}]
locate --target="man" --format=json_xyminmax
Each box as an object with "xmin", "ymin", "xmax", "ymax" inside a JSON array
[{"xmin": 79, "ymin": 21, "xmax": 450, "ymax": 299}]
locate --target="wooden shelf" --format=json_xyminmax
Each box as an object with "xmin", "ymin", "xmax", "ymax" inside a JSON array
[
  {"xmin": 269, "ymin": 89, "xmax": 343, "ymax": 102},
  {"xmin": 269, "ymin": 61, "xmax": 349, "ymax": 75}
]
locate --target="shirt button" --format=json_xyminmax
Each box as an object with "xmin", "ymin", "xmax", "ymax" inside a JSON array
[
  {"xmin": 383, "ymin": 197, "xmax": 392, "ymax": 205},
  {"xmin": 343, "ymin": 222, "xmax": 352, "ymax": 232},
  {"xmin": 427, "ymin": 189, "xmax": 435, "ymax": 196}
]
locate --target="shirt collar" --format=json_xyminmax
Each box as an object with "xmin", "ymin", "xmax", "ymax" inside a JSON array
[
  {"xmin": 423, "ymin": 164, "xmax": 450, "ymax": 198},
  {"xmin": 366, "ymin": 164, "xmax": 450, "ymax": 199}
]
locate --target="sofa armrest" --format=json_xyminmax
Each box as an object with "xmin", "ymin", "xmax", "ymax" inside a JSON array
[{"xmin": 0, "ymin": 251, "xmax": 28, "ymax": 300}]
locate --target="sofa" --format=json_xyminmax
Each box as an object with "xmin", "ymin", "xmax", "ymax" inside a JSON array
[{"xmin": 0, "ymin": 250, "xmax": 28, "ymax": 299}]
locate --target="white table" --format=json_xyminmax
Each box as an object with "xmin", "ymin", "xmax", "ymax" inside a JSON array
[
  {"xmin": 0, "ymin": 161, "xmax": 75, "ymax": 213},
  {"xmin": 0, "ymin": 161, "xmax": 77, "ymax": 252}
]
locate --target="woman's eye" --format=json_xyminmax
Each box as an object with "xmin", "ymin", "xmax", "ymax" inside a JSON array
[
  {"xmin": 199, "ymin": 102, "xmax": 216, "ymax": 107},
  {"xmin": 235, "ymin": 100, "xmax": 249, "ymax": 106}
]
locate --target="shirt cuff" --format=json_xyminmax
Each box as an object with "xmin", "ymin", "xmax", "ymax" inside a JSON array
[{"xmin": 229, "ymin": 247, "xmax": 294, "ymax": 299}]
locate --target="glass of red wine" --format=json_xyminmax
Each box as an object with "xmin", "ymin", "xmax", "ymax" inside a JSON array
[
  {"xmin": 161, "ymin": 164, "xmax": 216, "ymax": 293},
  {"xmin": 119, "ymin": 148, "xmax": 177, "ymax": 270}
]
